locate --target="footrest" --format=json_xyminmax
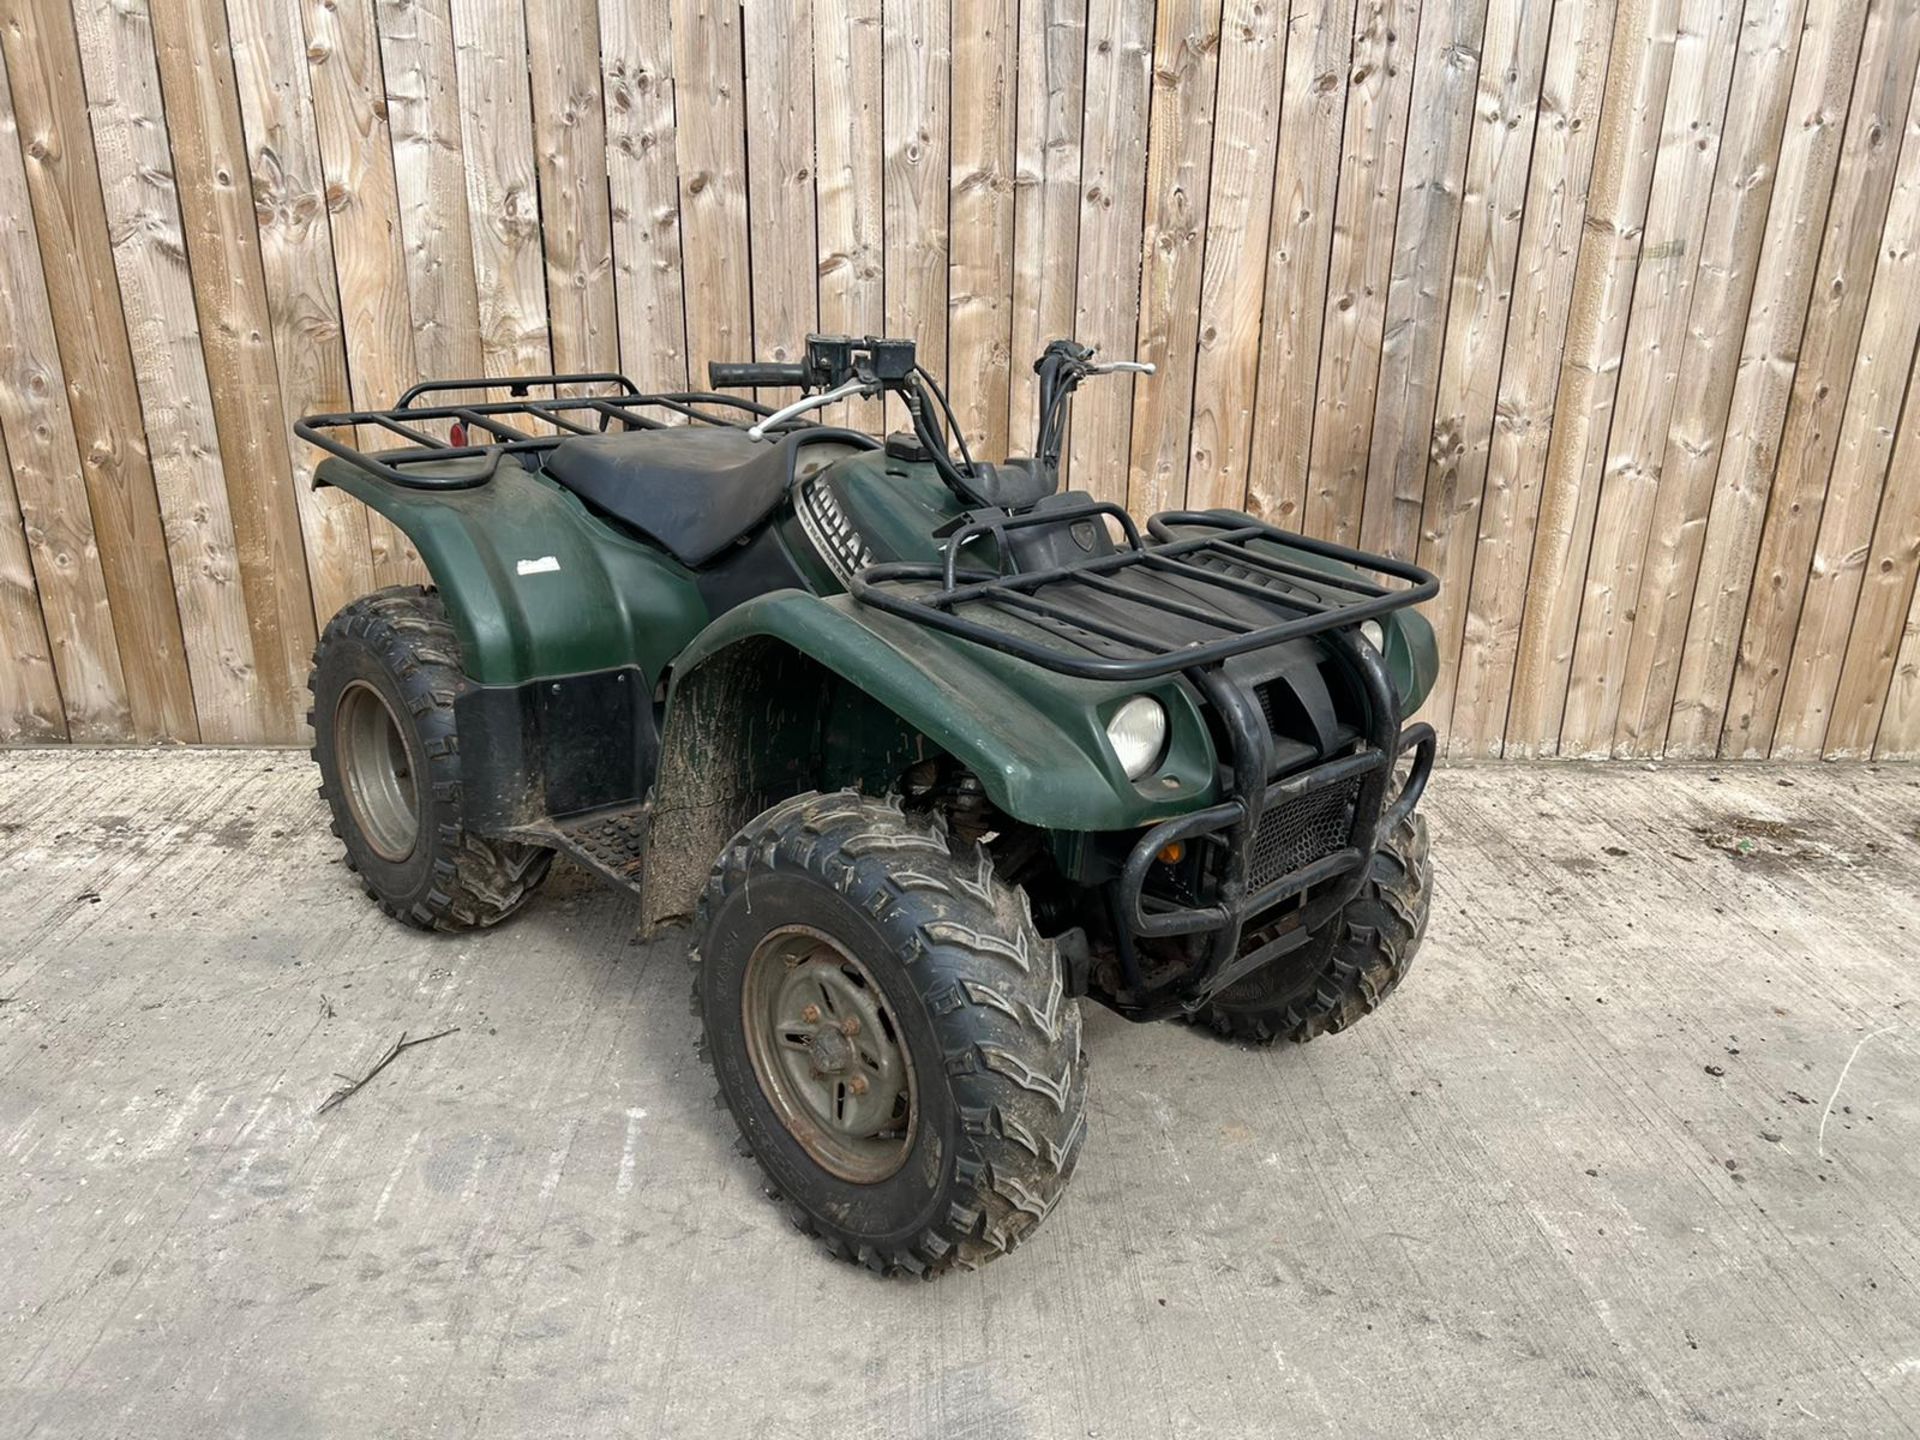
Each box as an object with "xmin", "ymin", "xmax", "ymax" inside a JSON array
[{"xmin": 547, "ymin": 804, "xmax": 650, "ymax": 894}]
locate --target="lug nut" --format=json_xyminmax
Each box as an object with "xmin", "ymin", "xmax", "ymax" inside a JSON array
[
  {"xmin": 839, "ymin": 1016, "xmax": 860, "ymax": 1037},
  {"xmin": 847, "ymin": 1075, "xmax": 869, "ymax": 1096},
  {"xmin": 800, "ymin": 1003, "xmax": 821, "ymax": 1025}
]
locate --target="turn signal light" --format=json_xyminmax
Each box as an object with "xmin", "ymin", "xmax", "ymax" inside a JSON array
[{"xmin": 1157, "ymin": 841, "xmax": 1185, "ymax": 865}]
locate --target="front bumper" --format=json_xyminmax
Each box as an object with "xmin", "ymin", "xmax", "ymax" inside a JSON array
[{"xmin": 1109, "ymin": 634, "xmax": 1433, "ymax": 1015}]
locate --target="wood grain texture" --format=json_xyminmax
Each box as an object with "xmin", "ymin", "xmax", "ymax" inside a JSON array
[
  {"xmin": 67, "ymin": 0, "xmax": 264, "ymax": 742},
  {"xmin": 1722, "ymin": 0, "xmax": 1920, "ymax": 757},
  {"xmin": 1007, "ymin": 0, "xmax": 1086, "ymax": 459},
  {"xmin": 671, "ymin": 0, "xmax": 751, "ymax": 385},
  {"xmin": 527, "ymin": 0, "xmax": 617, "ymax": 376},
  {"xmin": 1359, "ymin": 0, "xmax": 1490, "ymax": 563},
  {"xmin": 1183, "ymin": 0, "xmax": 1282, "ymax": 514},
  {"xmin": 448, "ymin": 0, "xmax": 550, "ymax": 376},
  {"xmin": 1302, "ymin": 0, "xmax": 1420, "ymax": 548},
  {"xmin": 0, "ymin": 0, "xmax": 197, "ymax": 740},
  {"xmin": 224, "ymin": 0, "xmax": 378, "ymax": 623},
  {"xmin": 1665, "ymin": 0, "xmax": 1873, "ymax": 756},
  {"xmin": 1558, "ymin": 0, "xmax": 1746, "ymax": 758},
  {"xmin": 0, "ymin": 0, "xmax": 1917, "ymax": 757},
  {"xmin": 948, "ymin": 0, "xmax": 1016, "ymax": 457},
  {"xmin": 1069, "ymin": 0, "xmax": 1154, "ymax": 506},
  {"xmin": 1244, "ymin": 0, "xmax": 1357, "ymax": 529},
  {"xmin": 0, "ymin": 44, "xmax": 128, "ymax": 740},
  {"xmin": 375, "ymin": 0, "xmax": 485, "ymax": 382},
  {"xmin": 813, "ymin": 0, "xmax": 884, "ymax": 430},
  {"xmin": 1446, "ymin": 0, "xmax": 1613, "ymax": 758},
  {"xmin": 600, "ymin": 0, "xmax": 688, "ymax": 394},
  {"xmin": 1124, "ymin": 0, "xmax": 1224, "ymax": 518},
  {"xmin": 1769, "ymin": 90, "xmax": 1920, "ymax": 758},
  {"xmin": 744, "ymin": 0, "xmax": 819, "ymax": 385},
  {"xmin": 1411, "ymin": 0, "xmax": 1556, "ymax": 751},
  {"xmin": 151, "ymin": 0, "xmax": 319, "ymax": 740},
  {"xmin": 0, "ymin": 418, "xmax": 63, "ymax": 743},
  {"xmin": 884, "ymin": 0, "xmax": 951, "ymax": 431},
  {"xmin": 1502, "ymin": 0, "xmax": 1679, "ymax": 757},
  {"xmin": 1877, "ymin": 519, "xmax": 1920, "ymax": 758}
]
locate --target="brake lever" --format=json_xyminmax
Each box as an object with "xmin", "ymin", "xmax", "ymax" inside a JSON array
[
  {"xmin": 1087, "ymin": 360, "xmax": 1156, "ymax": 376},
  {"xmin": 747, "ymin": 377, "xmax": 873, "ymax": 440}
]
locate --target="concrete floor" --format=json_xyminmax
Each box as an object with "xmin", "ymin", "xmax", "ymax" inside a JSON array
[{"xmin": 1, "ymin": 752, "xmax": 1918, "ymax": 1438}]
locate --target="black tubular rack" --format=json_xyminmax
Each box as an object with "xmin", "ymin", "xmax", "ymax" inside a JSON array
[
  {"xmin": 848, "ymin": 501, "xmax": 1439, "ymax": 681},
  {"xmin": 294, "ymin": 373, "xmax": 783, "ymax": 489}
]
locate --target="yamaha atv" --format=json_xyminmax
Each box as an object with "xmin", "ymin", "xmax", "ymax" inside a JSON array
[{"xmin": 298, "ymin": 335, "xmax": 1439, "ymax": 1277}]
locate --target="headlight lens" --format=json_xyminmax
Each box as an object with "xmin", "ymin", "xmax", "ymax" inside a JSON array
[
  {"xmin": 1106, "ymin": 696, "xmax": 1168, "ymax": 780},
  {"xmin": 1360, "ymin": 620, "xmax": 1386, "ymax": 652}
]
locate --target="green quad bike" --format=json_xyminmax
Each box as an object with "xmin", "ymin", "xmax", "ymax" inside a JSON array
[{"xmin": 298, "ymin": 335, "xmax": 1439, "ymax": 1276}]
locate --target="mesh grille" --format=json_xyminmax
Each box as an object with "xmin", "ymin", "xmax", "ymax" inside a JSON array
[{"xmin": 1247, "ymin": 777, "xmax": 1359, "ymax": 891}]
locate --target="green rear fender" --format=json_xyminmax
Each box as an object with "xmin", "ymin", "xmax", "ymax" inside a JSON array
[
  {"xmin": 661, "ymin": 591, "xmax": 1220, "ymax": 833},
  {"xmin": 315, "ymin": 457, "xmax": 708, "ymax": 685}
]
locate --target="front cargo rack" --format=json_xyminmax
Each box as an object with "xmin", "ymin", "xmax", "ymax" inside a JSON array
[
  {"xmin": 848, "ymin": 501, "xmax": 1438, "ymax": 682},
  {"xmin": 295, "ymin": 372, "xmax": 781, "ymax": 490}
]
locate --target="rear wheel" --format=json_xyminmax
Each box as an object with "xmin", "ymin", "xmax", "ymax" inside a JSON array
[
  {"xmin": 310, "ymin": 587, "xmax": 552, "ymax": 930},
  {"xmin": 693, "ymin": 791, "xmax": 1088, "ymax": 1276},
  {"xmin": 1202, "ymin": 812, "xmax": 1432, "ymax": 1044}
]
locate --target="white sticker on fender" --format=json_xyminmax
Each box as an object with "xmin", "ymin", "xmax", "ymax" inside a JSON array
[{"xmin": 516, "ymin": 555, "xmax": 561, "ymax": 575}]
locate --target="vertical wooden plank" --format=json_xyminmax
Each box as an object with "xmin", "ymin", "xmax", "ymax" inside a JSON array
[
  {"xmin": 1665, "ymin": 0, "xmax": 1875, "ymax": 756},
  {"xmin": 1007, "ymin": 0, "xmax": 1086, "ymax": 456},
  {"xmin": 1125, "ymin": 0, "xmax": 1224, "ymax": 518},
  {"xmin": 1409, "ymin": 0, "xmax": 1556, "ymax": 746},
  {"xmin": 1301, "ymin": 0, "xmax": 1420, "ymax": 548},
  {"xmin": 1876, "ymin": 532, "xmax": 1920, "ymax": 758},
  {"xmin": 949, "ymin": 0, "xmax": 1016, "ymax": 458},
  {"xmin": 1825, "ymin": 334, "xmax": 1920, "ymax": 754},
  {"xmin": 1359, "ymin": 0, "xmax": 1491, "ymax": 562},
  {"xmin": 1502, "ymin": 0, "xmax": 1679, "ymax": 757},
  {"xmin": 884, "ymin": 0, "xmax": 951, "ymax": 428},
  {"xmin": 1721, "ymin": 0, "xmax": 1920, "ymax": 757},
  {"xmin": 305, "ymin": 0, "xmax": 426, "ymax": 585},
  {"xmin": 672, "ymin": 0, "xmax": 752, "ymax": 384},
  {"xmin": 0, "ymin": 418, "xmax": 63, "ymax": 742},
  {"xmin": 376, "ymin": 0, "xmax": 486, "ymax": 381},
  {"xmin": 447, "ymin": 0, "xmax": 550, "ymax": 375},
  {"xmin": 599, "ymin": 0, "xmax": 688, "ymax": 393},
  {"xmin": 815, "ymin": 0, "xmax": 885, "ymax": 429},
  {"xmin": 1244, "ymin": 0, "xmax": 1357, "ymax": 528},
  {"xmin": 0, "ymin": 0, "xmax": 197, "ymax": 740},
  {"xmin": 744, "ymin": 0, "xmax": 819, "ymax": 378},
  {"xmin": 1613, "ymin": 0, "xmax": 1815, "ymax": 756},
  {"xmin": 1069, "ymin": 0, "xmax": 1154, "ymax": 507},
  {"xmin": 1184, "ymin": 0, "xmax": 1283, "ymax": 514},
  {"xmin": 1768, "ymin": 88, "xmax": 1920, "ymax": 756},
  {"xmin": 150, "ymin": 0, "xmax": 320, "ymax": 739},
  {"xmin": 1558, "ymin": 0, "xmax": 1750, "ymax": 757},
  {"xmin": 0, "ymin": 45, "xmax": 129, "ymax": 740},
  {"xmin": 224, "ymin": 0, "xmax": 380, "ymax": 625},
  {"xmin": 527, "ymin": 0, "xmax": 617, "ymax": 374},
  {"xmin": 1449, "ymin": 0, "xmax": 1612, "ymax": 757},
  {"xmin": 66, "ymin": 0, "xmax": 265, "ymax": 741}
]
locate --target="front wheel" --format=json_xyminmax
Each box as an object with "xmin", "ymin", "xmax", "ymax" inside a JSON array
[
  {"xmin": 692, "ymin": 791, "xmax": 1088, "ymax": 1277},
  {"xmin": 1202, "ymin": 812, "xmax": 1432, "ymax": 1044}
]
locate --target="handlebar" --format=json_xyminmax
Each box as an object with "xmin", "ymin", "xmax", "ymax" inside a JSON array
[{"xmin": 708, "ymin": 360, "xmax": 808, "ymax": 389}]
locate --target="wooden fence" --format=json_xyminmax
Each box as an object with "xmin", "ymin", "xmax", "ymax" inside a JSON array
[{"xmin": 1, "ymin": 0, "xmax": 1918, "ymax": 759}]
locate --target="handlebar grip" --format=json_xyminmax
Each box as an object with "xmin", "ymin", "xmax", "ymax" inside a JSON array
[{"xmin": 708, "ymin": 360, "xmax": 807, "ymax": 388}]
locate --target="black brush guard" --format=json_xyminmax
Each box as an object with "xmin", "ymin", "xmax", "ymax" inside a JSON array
[{"xmin": 850, "ymin": 500, "xmax": 1439, "ymax": 1016}]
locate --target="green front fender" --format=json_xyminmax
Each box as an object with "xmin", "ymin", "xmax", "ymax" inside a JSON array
[{"xmin": 663, "ymin": 591, "xmax": 1220, "ymax": 833}]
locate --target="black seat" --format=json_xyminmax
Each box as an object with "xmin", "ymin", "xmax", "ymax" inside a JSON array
[{"xmin": 541, "ymin": 427, "xmax": 806, "ymax": 567}]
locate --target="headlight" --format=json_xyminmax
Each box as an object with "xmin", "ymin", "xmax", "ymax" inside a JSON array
[
  {"xmin": 1360, "ymin": 620, "xmax": 1385, "ymax": 652},
  {"xmin": 1106, "ymin": 696, "xmax": 1168, "ymax": 780}
]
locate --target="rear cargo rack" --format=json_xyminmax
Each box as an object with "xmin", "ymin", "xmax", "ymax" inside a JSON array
[
  {"xmin": 295, "ymin": 373, "xmax": 778, "ymax": 490},
  {"xmin": 848, "ymin": 501, "xmax": 1438, "ymax": 681}
]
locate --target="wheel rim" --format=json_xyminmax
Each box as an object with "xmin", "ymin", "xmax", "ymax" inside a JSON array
[
  {"xmin": 334, "ymin": 679, "xmax": 420, "ymax": 863},
  {"xmin": 740, "ymin": 924, "xmax": 917, "ymax": 1184}
]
